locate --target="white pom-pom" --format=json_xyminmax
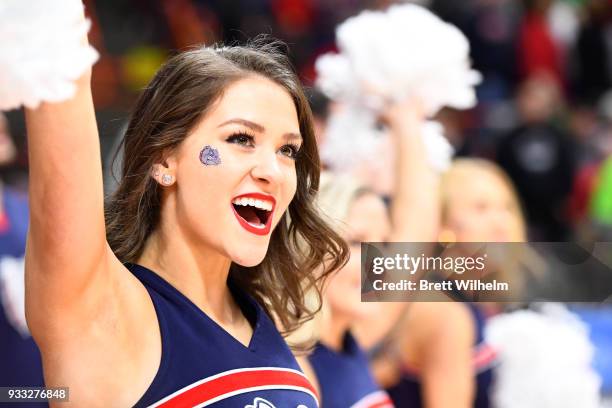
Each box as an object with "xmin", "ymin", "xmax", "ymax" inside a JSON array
[
  {"xmin": 485, "ymin": 304, "xmax": 602, "ymax": 408},
  {"xmin": 0, "ymin": 256, "xmax": 29, "ymax": 338},
  {"xmin": 315, "ymin": 53, "xmax": 360, "ymax": 103},
  {"xmin": 421, "ymin": 121, "xmax": 454, "ymax": 172},
  {"xmin": 0, "ymin": 0, "xmax": 99, "ymax": 111},
  {"xmin": 320, "ymin": 105, "xmax": 385, "ymax": 173},
  {"xmin": 315, "ymin": 4, "xmax": 476, "ymax": 172},
  {"xmin": 321, "ymin": 105, "xmax": 453, "ymax": 175},
  {"xmin": 316, "ymin": 4, "xmax": 481, "ymax": 117}
]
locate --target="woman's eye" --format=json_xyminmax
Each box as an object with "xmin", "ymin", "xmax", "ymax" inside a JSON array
[
  {"xmin": 226, "ymin": 133, "xmax": 255, "ymax": 147},
  {"xmin": 279, "ymin": 144, "xmax": 301, "ymax": 159}
]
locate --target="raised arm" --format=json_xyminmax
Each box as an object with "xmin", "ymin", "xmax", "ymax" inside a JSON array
[
  {"xmin": 353, "ymin": 100, "xmax": 441, "ymax": 349},
  {"xmin": 383, "ymin": 99, "xmax": 440, "ymax": 243},
  {"xmin": 25, "ymin": 58, "xmax": 110, "ymax": 332}
]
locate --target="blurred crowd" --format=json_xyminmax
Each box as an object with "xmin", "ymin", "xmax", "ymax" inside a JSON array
[{"xmin": 2, "ymin": 0, "xmax": 611, "ymax": 242}]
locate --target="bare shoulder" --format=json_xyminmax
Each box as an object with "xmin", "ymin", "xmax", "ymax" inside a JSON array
[{"xmin": 34, "ymin": 252, "xmax": 161, "ymax": 406}]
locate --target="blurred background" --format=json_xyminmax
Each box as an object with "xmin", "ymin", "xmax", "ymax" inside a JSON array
[{"xmin": 2, "ymin": 0, "xmax": 612, "ymax": 242}]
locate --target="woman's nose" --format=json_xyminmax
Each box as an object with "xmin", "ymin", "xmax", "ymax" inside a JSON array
[
  {"xmin": 250, "ymin": 149, "xmax": 282, "ymax": 186},
  {"xmin": 489, "ymin": 208, "xmax": 512, "ymax": 235}
]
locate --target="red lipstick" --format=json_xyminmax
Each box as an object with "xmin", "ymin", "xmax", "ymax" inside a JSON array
[{"xmin": 231, "ymin": 192, "xmax": 276, "ymax": 236}]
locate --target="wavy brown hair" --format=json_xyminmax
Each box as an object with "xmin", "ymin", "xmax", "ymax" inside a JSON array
[{"xmin": 105, "ymin": 38, "xmax": 349, "ymax": 337}]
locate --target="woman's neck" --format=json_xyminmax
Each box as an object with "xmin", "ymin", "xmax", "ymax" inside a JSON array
[
  {"xmin": 137, "ymin": 225, "xmax": 238, "ymax": 326},
  {"xmin": 319, "ymin": 310, "xmax": 352, "ymax": 352}
]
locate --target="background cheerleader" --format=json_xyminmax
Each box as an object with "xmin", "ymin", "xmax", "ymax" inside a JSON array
[{"xmin": 382, "ymin": 158, "xmax": 526, "ymax": 408}]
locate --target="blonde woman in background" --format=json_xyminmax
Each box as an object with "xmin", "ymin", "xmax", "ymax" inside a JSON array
[
  {"xmin": 303, "ymin": 173, "xmax": 395, "ymax": 407},
  {"xmin": 439, "ymin": 159, "xmax": 526, "ymax": 244},
  {"xmin": 379, "ymin": 158, "xmax": 526, "ymax": 408}
]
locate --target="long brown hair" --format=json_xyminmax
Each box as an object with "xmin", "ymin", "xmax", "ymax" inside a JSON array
[{"xmin": 105, "ymin": 38, "xmax": 349, "ymax": 336}]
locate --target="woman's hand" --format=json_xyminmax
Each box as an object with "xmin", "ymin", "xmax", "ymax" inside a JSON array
[{"xmin": 378, "ymin": 97, "xmax": 427, "ymax": 134}]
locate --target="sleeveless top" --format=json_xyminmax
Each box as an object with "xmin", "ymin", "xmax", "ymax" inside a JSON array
[
  {"xmin": 386, "ymin": 303, "xmax": 497, "ymax": 408},
  {"xmin": 128, "ymin": 264, "xmax": 319, "ymax": 408},
  {"xmin": 308, "ymin": 331, "xmax": 394, "ymax": 408}
]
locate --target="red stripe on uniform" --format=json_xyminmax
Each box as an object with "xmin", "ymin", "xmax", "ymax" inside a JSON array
[
  {"xmin": 368, "ymin": 397, "xmax": 395, "ymax": 408},
  {"xmin": 473, "ymin": 343, "xmax": 498, "ymax": 371},
  {"xmin": 152, "ymin": 368, "xmax": 318, "ymax": 408}
]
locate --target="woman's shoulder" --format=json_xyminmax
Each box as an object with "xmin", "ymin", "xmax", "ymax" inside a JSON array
[{"xmin": 30, "ymin": 258, "xmax": 161, "ymax": 407}]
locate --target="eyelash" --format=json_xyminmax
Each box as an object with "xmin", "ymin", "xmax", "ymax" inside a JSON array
[
  {"xmin": 225, "ymin": 132, "xmax": 301, "ymax": 160},
  {"xmin": 279, "ymin": 143, "xmax": 301, "ymax": 159},
  {"xmin": 226, "ymin": 132, "xmax": 255, "ymax": 147}
]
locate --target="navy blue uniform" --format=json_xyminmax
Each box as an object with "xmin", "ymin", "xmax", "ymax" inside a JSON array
[
  {"xmin": 128, "ymin": 263, "xmax": 318, "ymax": 408},
  {"xmin": 308, "ymin": 332, "xmax": 394, "ymax": 408},
  {"xmin": 386, "ymin": 303, "xmax": 497, "ymax": 408}
]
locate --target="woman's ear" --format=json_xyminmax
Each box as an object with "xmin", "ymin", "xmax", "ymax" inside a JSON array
[{"xmin": 151, "ymin": 155, "xmax": 177, "ymax": 186}]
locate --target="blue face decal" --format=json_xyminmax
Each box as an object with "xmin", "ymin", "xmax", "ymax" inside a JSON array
[{"xmin": 200, "ymin": 145, "xmax": 221, "ymax": 166}]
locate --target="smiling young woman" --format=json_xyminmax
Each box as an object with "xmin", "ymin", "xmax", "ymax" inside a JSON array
[{"xmin": 24, "ymin": 27, "xmax": 348, "ymax": 408}]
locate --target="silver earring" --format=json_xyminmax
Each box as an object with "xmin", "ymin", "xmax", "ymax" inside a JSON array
[{"xmin": 161, "ymin": 174, "xmax": 173, "ymax": 185}]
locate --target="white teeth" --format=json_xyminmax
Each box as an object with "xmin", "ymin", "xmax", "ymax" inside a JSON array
[{"xmin": 232, "ymin": 197, "xmax": 273, "ymax": 211}]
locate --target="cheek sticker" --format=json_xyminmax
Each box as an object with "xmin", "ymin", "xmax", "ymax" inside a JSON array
[{"xmin": 199, "ymin": 145, "xmax": 221, "ymax": 166}]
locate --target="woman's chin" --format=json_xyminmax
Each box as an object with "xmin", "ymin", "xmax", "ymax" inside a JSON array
[{"xmin": 231, "ymin": 250, "xmax": 267, "ymax": 268}]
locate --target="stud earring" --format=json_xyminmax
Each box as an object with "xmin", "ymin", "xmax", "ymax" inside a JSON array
[{"xmin": 161, "ymin": 174, "xmax": 173, "ymax": 185}]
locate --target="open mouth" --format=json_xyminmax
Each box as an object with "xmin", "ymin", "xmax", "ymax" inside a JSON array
[{"xmin": 231, "ymin": 193, "xmax": 275, "ymax": 236}]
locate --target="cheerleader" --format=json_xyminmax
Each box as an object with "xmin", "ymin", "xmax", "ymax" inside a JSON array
[
  {"xmin": 385, "ymin": 159, "xmax": 527, "ymax": 408},
  {"xmin": 304, "ymin": 173, "xmax": 395, "ymax": 408},
  {"xmin": 19, "ymin": 4, "xmax": 348, "ymax": 407},
  {"xmin": 297, "ymin": 97, "xmax": 438, "ymax": 408}
]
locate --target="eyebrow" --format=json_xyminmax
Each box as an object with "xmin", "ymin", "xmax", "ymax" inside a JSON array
[{"xmin": 218, "ymin": 118, "xmax": 302, "ymax": 142}]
